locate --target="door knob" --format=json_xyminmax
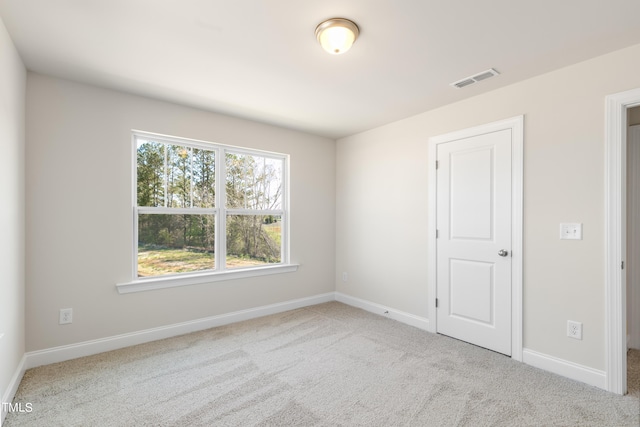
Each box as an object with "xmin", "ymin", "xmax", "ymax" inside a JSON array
[{"xmin": 498, "ymin": 249, "xmax": 509, "ymax": 257}]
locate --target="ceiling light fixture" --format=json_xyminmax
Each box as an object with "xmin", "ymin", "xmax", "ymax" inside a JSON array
[{"xmin": 315, "ymin": 18, "xmax": 359, "ymax": 55}]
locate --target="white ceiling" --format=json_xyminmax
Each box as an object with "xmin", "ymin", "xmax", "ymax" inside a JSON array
[{"xmin": 2, "ymin": 0, "xmax": 640, "ymax": 139}]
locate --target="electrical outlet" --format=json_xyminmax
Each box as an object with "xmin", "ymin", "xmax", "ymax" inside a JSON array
[
  {"xmin": 342, "ymin": 272, "xmax": 348, "ymax": 282},
  {"xmin": 567, "ymin": 320, "xmax": 582, "ymax": 340},
  {"xmin": 59, "ymin": 308, "xmax": 73, "ymax": 325}
]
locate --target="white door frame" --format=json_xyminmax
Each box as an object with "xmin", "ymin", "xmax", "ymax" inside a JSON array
[
  {"xmin": 605, "ymin": 87, "xmax": 640, "ymax": 395},
  {"xmin": 427, "ymin": 115, "xmax": 524, "ymax": 361}
]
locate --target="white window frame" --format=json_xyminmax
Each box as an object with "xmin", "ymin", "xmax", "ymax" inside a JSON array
[{"xmin": 117, "ymin": 131, "xmax": 297, "ymax": 294}]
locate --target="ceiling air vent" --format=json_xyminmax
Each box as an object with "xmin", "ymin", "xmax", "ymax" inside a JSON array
[{"xmin": 450, "ymin": 68, "xmax": 500, "ymax": 89}]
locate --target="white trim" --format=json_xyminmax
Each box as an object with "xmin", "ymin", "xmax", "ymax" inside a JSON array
[
  {"xmin": 132, "ymin": 129, "xmax": 288, "ymax": 158},
  {"xmin": 225, "ymin": 209, "xmax": 284, "ymax": 216},
  {"xmin": 523, "ymin": 348, "xmax": 606, "ymax": 390},
  {"xmin": 510, "ymin": 116, "xmax": 524, "ymax": 362},
  {"xmin": 604, "ymin": 87, "xmax": 640, "ymax": 394},
  {"xmin": 117, "ymin": 263, "xmax": 299, "ymax": 294},
  {"xmin": 335, "ymin": 292, "xmax": 430, "ymax": 331},
  {"xmin": 427, "ymin": 115, "xmax": 524, "ymax": 361},
  {"xmin": 137, "ymin": 207, "xmax": 219, "ymax": 215},
  {"xmin": 1, "ymin": 355, "xmax": 26, "ymax": 426},
  {"xmin": 131, "ymin": 133, "xmax": 137, "ymax": 279},
  {"xmin": 25, "ymin": 292, "xmax": 334, "ymax": 369},
  {"xmin": 427, "ymin": 138, "xmax": 438, "ymax": 334}
]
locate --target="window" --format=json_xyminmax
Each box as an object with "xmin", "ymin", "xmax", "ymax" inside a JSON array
[
  {"xmin": 224, "ymin": 152, "xmax": 284, "ymax": 268},
  {"xmin": 124, "ymin": 131, "xmax": 294, "ymax": 291}
]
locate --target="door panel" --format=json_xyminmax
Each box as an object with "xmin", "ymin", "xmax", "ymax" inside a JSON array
[
  {"xmin": 449, "ymin": 259, "xmax": 494, "ymax": 324},
  {"xmin": 436, "ymin": 129, "xmax": 512, "ymax": 355},
  {"xmin": 450, "ymin": 147, "xmax": 494, "ymax": 240}
]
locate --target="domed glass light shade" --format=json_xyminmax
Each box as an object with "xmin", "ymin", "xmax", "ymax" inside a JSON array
[{"xmin": 315, "ymin": 18, "xmax": 359, "ymax": 55}]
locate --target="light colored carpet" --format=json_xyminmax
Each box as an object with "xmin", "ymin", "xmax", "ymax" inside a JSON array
[
  {"xmin": 5, "ymin": 302, "xmax": 640, "ymax": 426},
  {"xmin": 629, "ymin": 348, "xmax": 640, "ymax": 398}
]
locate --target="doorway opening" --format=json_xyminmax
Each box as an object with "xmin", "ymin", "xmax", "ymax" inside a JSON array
[
  {"xmin": 627, "ymin": 106, "xmax": 640, "ymax": 396},
  {"xmin": 605, "ymin": 88, "xmax": 640, "ymax": 395}
]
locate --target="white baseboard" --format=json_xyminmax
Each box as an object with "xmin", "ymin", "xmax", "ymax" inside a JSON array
[
  {"xmin": 522, "ymin": 348, "xmax": 606, "ymax": 390},
  {"xmin": 335, "ymin": 294, "xmax": 606, "ymax": 391},
  {"xmin": 1, "ymin": 355, "xmax": 26, "ymax": 427},
  {"xmin": 25, "ymin": 292, "xmax": 335, "ymax": 369},
  {"xmin": 335, "ymin": 292, "xmax": 430, "ymax": 331},
  {"xmin": 14, "ymin": 292, "xmax": 612, "ymax": 399}
]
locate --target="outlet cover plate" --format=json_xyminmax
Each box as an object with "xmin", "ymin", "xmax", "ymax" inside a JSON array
[
  {"xmin": 567, "ymin": 320, "xmax": 582, "ymax": 340},
  {"xmin": 59, "ymin": 308, "xmax": 73, "ymax": 325}
]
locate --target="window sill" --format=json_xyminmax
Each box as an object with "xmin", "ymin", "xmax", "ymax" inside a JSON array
[{"xmin": 116, "ymin": 264, "xmax": 299, "ymax": 294}]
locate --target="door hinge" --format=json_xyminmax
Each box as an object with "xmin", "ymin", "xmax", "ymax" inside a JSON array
[
  {"xmin": 622, "ymin": 261, "xmax": 625, "ymax": 270},
  {"xmin": 435, "ymin": 160, "xmax": 439, "ymax": 169},
  {"xmin": 435, "ymin": 298, "xmax": 439, "ymax": 308},
  {"xmin": 436, "ymin": 229, "xmax": 439, "ymax": 238}
]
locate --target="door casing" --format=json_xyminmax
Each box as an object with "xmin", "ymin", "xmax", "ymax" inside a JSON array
[{"xmin": 428, "ymin": 115, "xmax": 524, "ymax": 362}]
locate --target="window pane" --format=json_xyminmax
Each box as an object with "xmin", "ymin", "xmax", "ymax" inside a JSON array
[
  {"xmin": 137, "ymin": 139, "xmax": 216, "ymax": 209},
  {"xmin": 138, "ymin": 214, "xmax": 215, "ymax": 277},
  {"xmin": 192, "ymin": 147, "xmax": 216, "ymax": 208},
  {"xmin": 225, "ymin": 153, "xmax": 283, "ymax": 210},
  {"xmin": 226, "ymin": 215, "xmax": 281, "ymax": 268},
  {"xmin": 137, "ymin": 139, "xmax": 166, "ymax": 207}
]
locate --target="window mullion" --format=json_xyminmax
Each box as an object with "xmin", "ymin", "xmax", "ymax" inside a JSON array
[
  {"xmin": 226, "ymin": 208, "xmax": 284, "ymax": 216},
  {"xmin": 137, "ymin": 206, "xmax": 217, "ymax": 215}
]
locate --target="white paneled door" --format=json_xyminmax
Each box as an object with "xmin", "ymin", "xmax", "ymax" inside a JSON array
[{"xmin": 436, "ymin": 129, "xmax": 513, "ymax": 356}]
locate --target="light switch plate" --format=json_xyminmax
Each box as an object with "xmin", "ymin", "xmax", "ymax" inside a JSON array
[{"xmin": 560, "ymin": 223, "xmax": 582, "ymax": 240}]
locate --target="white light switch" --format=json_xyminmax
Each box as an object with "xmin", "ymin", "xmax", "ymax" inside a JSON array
[{"xmin": 560, "ymin": 223, "xmax": 582, "ymax": 240}]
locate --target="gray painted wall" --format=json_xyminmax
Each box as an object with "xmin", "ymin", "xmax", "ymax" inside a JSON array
[
  {"xmin": 336, "ymin": 43, "xmax": 640, "ymax": 371},
  {"xmin": 25, "ymin": 73, "xmax": 336, "ymax": 351},
  {"xmin": 0, "ymin": 15, "xmax": 26, "ymax": 410}
]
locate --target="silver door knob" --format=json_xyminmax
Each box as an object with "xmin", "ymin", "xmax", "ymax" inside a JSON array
[{"xmin": 498, "ymin": 249, "xmax": 509, "ymax": 257}]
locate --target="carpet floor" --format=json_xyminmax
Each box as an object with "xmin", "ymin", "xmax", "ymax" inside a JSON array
[
  {"xmin": 4, "ymin": 302, "xmax": 640, "ymax": 426},
  {"xmin": 629, "ymin": 348, "xmax": 640, "ymax": 397}
]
